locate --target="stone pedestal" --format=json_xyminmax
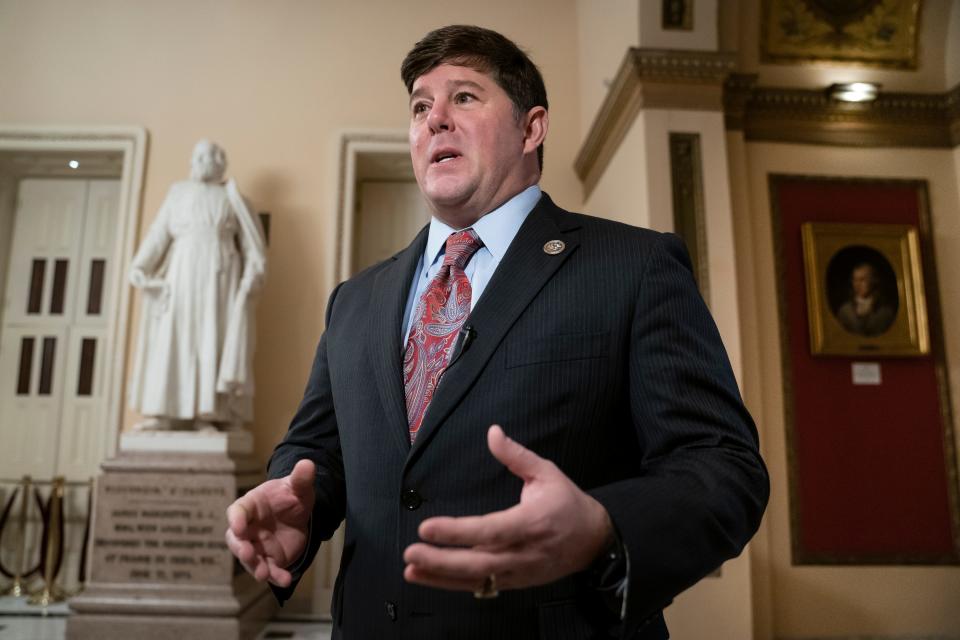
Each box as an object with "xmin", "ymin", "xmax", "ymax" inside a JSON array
[{"xmin": 66, "ymin": 442, "xmax": 275, "ymax": 640}]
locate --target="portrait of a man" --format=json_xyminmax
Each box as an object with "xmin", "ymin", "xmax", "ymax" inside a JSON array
[{"xmin": 826, "ymin": 246, "xmax": 898, "ymax": 337}]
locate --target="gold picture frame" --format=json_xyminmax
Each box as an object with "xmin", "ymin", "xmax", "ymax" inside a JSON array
[
  {"xmin": 801, "ymin": 222, "xmax": 928, "ymax": 356},
  {"xmin": 663, "ymin": 0, "xmax": 694, "ymax": 31},
  {"xmin": 761, "ymin": 0, "xmax": 921, "ymax": 69}
]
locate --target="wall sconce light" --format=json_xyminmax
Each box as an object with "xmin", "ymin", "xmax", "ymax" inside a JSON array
[{"xmin": 828, "ymin": 82, "xmax": 880, "ymax": 103}]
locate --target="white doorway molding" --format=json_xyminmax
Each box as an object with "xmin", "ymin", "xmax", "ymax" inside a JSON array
[
  {"xmin": 334, "ymin": 130, "xmax": 411, "ymax": 287},
  {"xmin": 306, "ymin": 130, "xmax": 416, "ymax": 616},
  {"xmin": 0, "ymin": 125, "xmax": 148, "ymax": 466}
]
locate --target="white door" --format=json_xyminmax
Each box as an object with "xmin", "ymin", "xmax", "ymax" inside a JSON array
[
  {"xmin": 353, "ymin": 181, "xmax": 428, "ymax": 273},
  {"xmin": 0, "ymin": 178, "xmax": 119, "ymax": 482}
]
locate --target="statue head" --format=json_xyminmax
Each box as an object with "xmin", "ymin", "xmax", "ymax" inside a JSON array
[{"xmin": 190, "ymin": 140, "xmax": 227, "ymax": 182}]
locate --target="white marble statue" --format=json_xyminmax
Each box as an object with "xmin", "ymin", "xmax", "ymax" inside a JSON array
[{"xmin": 128, "ymin": 140, "xmax": 267, "ymax": 431}]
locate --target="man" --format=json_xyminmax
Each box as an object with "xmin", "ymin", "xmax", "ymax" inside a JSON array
[
  {"xmin": 835, "ymin": 261, "xmax": 896, "ymax": 336},
  {"xmin": 226, "ymin": 25, "xmax": 768, "ymax": 639}
]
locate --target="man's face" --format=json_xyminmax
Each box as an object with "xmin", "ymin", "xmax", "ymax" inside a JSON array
[
  {"xmin": 852, "ymin": 265, "xmax": 876, "ymax": 298},
  {"xmin": 408, "ymin": 64, "xmax": 541, "ymax": 226}
]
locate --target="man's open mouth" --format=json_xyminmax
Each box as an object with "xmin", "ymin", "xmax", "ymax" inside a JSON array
[{"xmin": 431, "ymin": 150, "xmax": 461, "ymax": 164}]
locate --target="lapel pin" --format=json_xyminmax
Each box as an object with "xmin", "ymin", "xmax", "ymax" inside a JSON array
[{"xmin": 543, "ymin": 240, "xmax": 565, "ymax": 255}]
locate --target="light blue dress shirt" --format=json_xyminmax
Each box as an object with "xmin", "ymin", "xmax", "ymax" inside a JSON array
[{"xmin": 400, "ymin": 185, "xmax": 541, "ymax": 343}]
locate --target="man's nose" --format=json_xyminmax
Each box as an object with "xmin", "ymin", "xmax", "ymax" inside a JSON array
[{"xmin": 427, "ymin": 101, "xmax": 453, "ymax": 133}]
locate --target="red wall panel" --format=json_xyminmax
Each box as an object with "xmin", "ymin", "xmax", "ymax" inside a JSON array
[{"xmin": 772, "ymin": 176, "xmax": 959, "ymax": 563}]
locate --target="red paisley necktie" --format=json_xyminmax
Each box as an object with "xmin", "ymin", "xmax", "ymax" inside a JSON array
[{"xmin": 403, "ymin": 229, "xmax": 483, "ymax": 443}]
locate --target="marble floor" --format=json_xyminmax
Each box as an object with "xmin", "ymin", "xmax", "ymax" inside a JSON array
[
  {"xmin": 0, "ymin": 597, "xmax": 333, "ymax": 640},
  {"xmin": 255, "ymin": 621, "xmax": 333, "ymax": 640},
  {"xmin": 0, "ymin": 615, "xmax": 65, "ymax": 640}
]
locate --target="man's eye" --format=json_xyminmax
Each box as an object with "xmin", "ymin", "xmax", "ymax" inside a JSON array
[
  {"xmin": 412, "ymin": 102, "xmax": 429, "ymax": 116},
  {"xmin": 454, "ymin": 92, "xmax": 475, "ymax": 104}
]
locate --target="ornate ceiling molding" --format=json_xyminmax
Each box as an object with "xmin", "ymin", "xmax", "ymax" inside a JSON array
[
  {"xmin": 947, "ymin": 83, "xmax": 960, "ymax": 145},
  {"xmin": 575, "ymin": 48, "xmax": 736, "ymax": 198},
  {"xmin": 725, "ymin": 74, "xmax": 960, "ymax": 148},
  {"xmin": 575, "ymin": 46, "xmax": 959, "ymax": 196},
  {"xmin": 628, "ymin": 49, "xmax": 738, "ymax": 83}
]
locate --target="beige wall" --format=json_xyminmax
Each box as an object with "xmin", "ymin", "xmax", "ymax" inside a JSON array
[
  {"xmin": 575, "ymin": 0, "xmax": 639, "ymax": 141},
  {"xmin": 638, "ymin": 0, "xmax": 717, "ymax": 51},
  {"xmin": 582, "ymin": 114, "xmax": 650, "ymax": 226},
  {"xmin": 734, "ymin": 141, "xmax": 960, "ymax": 638},
  {"xmin": 573, "ymin": 0, "xmax": 721, "ymax": 149},
  {"xmin": 0, "ymin": 0, "xmax": 584, "ymax": 464}
]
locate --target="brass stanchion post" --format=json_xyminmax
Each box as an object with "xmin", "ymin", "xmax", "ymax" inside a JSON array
[
  {"xmin": 75, "ymin": 477, "xmax": 94, "ymax": 594},
  {"xmin": 28, "ymin": 476, "xmax": 67, "ymax": 606},
  {"xmin": 2, "ymin": 475, "xmax": 33, "ymax": 597}
]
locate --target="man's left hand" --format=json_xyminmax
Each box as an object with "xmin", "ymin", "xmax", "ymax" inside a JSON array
[{"xmin": 403, "ymin": 424, "xmax": 614, "ymax": 593}]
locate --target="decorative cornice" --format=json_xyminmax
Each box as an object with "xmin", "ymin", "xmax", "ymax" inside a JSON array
[
  {"xmin": 575, "ymin": 48, "xmax": 736, "ymax": 198},
  {"xmin": 725, "ymin": 75, "xmax": 960, "ymax": 148},
  {"xmin": 629, "ymin": 48, "xmax": 738, "ymax": 83},
  {"xmin": 576, "ymin": 47, "xmax": 960, "ymax": 196},
  {"xmin": 947, "ymin": 83, "xmax": 960, "ymax": 145}
]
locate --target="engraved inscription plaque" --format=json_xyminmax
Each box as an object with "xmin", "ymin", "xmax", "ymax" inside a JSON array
[{"xmin": 91, "ymin": 472, "xmax": 232, "ymax": 585}]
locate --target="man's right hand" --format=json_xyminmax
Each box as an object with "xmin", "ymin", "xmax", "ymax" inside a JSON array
[{"xmin": 225, "ymin": 459, "xmax": 316, "ymax": 587}]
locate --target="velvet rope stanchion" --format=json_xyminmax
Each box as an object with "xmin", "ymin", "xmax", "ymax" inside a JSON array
[
  {"xmin": 1, "ymin": 476, "xmax": 42, "ymax": 597},
  {"xmin": 0, "ymin": 484, "xmax": 19, "ymax": 580},
  {"xmin": 75, "ymin": 477, "xmax": 94, "ymax": 593},
  {"xmin": 28, "ymin": 476, "xmax": 67, "ymax": 606}
]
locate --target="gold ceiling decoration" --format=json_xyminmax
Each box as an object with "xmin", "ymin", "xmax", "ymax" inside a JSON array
[{"xmin": 761, "ymin": 0, "xmax": 921, "ymax": 69}]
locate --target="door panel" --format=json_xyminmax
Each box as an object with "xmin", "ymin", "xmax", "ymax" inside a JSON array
[
  {"xmin": 353, "ymin": 181, "xmax": 428, "ymax": 273},
  {"xmin": 57, "ymin": 329, "xmax": 107, "ymax": 479},
  {"xmin": 4, "ymin": 180, "xmax": 87, "ymax": 328},
  {"xmin": 74, "ymin": 180, "xmax": 119, "ymax": 326},
  {"xmin": 0, "ymin": 178, "xmax": 118, "ymax": 482},
  {"xmin": 0, "ymin": 326, "xmax": 67, "ymax": 479}
]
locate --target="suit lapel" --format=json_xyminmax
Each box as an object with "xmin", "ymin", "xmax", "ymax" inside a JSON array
[
  {"xmin": 369, "ymin": 225, "xmax": 429, "ymax": 456},
  {"xmin": 407, "ymin": 195, "xmax": 581, "ymax": 463}
]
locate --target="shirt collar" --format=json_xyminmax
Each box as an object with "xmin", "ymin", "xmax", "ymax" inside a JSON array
[{"xmin": 423, "ymin": 185, "xmax": 541, "ymax": 267}]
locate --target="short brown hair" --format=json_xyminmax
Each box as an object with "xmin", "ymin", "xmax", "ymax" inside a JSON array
[{"xmin": 401, "ymin": 25, "xmax": 548, "ymax": 171}]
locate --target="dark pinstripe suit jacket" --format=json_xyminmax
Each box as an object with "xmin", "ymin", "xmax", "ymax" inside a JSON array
[{"xmin": 268, "ymin": 193, "xmax": 768, "ymax": 639}]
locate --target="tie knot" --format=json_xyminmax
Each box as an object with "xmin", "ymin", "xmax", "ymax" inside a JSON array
[{"xmin": 443, "ymin": 229, "xmax": 482, "ymax": 270}]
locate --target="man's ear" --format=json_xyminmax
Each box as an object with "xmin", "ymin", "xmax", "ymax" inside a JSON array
[{"xmin": 522, "ymin": 106, "xmax": 549, "ymax": 155}]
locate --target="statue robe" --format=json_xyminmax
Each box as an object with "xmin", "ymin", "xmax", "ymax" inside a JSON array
[{"xmin": 128, "ymin": 178, "xmax": 266, "ymax": 423}]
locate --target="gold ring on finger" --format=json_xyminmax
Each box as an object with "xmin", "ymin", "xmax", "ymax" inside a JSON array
[{"xmin": 473, "ymin": 573, "xmax": 499, "ymax": 599}]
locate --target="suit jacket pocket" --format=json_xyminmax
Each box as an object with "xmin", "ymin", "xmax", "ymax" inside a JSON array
[{"xmin": 506, "ymin": 332, "xmax": 610, "ymax": 369}]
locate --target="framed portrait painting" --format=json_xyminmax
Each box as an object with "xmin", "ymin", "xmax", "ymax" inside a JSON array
[
  {"xmin": 662, "ymin": 0, "xmax": 694, "ymax": 31},
  {"xmin": 801, "ymin": 222, "xmax": 929, "ymax": 356}
]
